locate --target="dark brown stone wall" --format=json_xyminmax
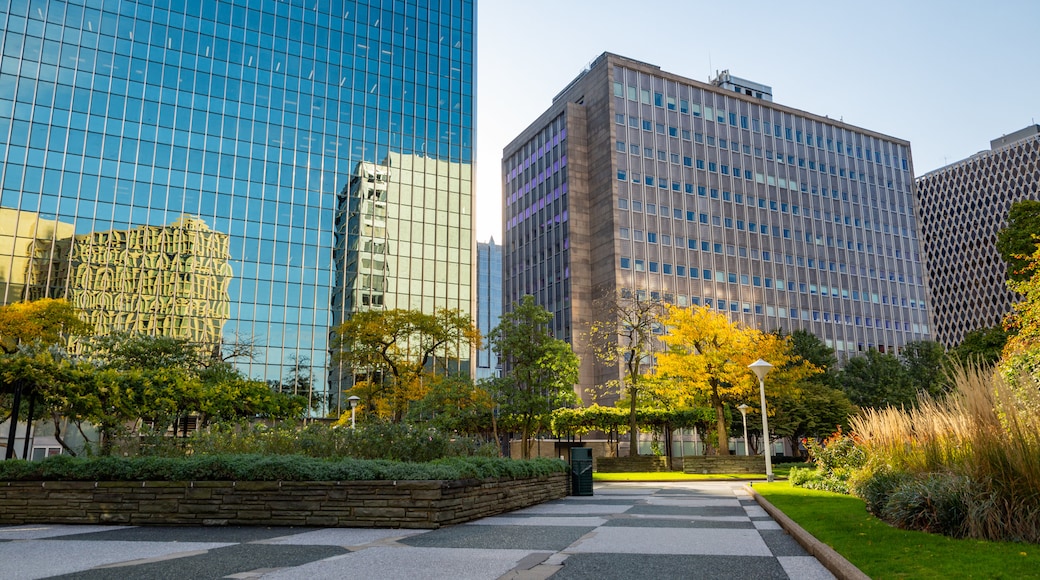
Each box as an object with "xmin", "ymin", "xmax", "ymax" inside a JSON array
[{"xmin": 0, "ymin": 473, "xmax": 569, "ymax": 529}]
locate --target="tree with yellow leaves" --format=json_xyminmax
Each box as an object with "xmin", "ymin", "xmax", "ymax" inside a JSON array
[
  {"xmin": 331, "ymin": 308, "xmax": 481, "ymax": 423},
  {"xmin": 655, "ymin": 305, "xmax": 817, "ymax": 454},
  {"xmin": 0, "ymin": 298, "xmax": 89, "ymax": 353}
]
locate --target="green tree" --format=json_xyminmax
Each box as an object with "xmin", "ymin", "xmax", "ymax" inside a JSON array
[
  {"xmin": 331, "ymin": 308, "xmax": 480, "ymax": 422},
  {"xmin": 952, "ymin": 326, "xmax": 1008, "ymax": 367},
  {"xmin": 901, "ymin": 340, "xmax": 949, "ymax": 398},
  {"xmin": 584, "ymin": 290, "xmax": 666, "ymax": 456},
  {"xmin": 0, "ymin": 299, "xmax": 88, "ymax": 458},
  {"xmin": 489, "ymin": 296, "xmax": 579, "ymax": 458},
  {"xmin": 768, "ymin": 330, "xmax": 853, "ymax": 458},
  {"xmin": 997, "ymin": 199, "xmax": 1040, "ymax": 283},
  {"xmin": 838, "ymin": 349, "xmax": 914, "ymax": 408}
]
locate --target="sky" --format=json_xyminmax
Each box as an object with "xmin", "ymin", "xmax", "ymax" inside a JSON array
[{"xmin": 473, "ymin": 0, "xmax": 1040, "ymax": 242}]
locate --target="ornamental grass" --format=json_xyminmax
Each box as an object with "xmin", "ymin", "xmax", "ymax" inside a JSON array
[{"xmin": 849, "ymin": 364, "xmax": 1040, "ymax": 543}]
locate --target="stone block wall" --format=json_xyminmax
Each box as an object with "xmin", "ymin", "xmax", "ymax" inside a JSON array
[
  {"xmin": 595, "ymin": 456, "xmax": 675, "ymax": 472},
  {"xmin": 0, "ymin": 473, "xmax": 568, "ymax": 529},
  {"xmin": 683, "ymin": 456, "xmax": 766, "ymax": 474}
]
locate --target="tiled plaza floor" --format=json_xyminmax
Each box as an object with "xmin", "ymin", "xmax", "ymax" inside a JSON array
[{"xmin": 0, "ymin": 481, "xmax": 834, "ymax": 580}]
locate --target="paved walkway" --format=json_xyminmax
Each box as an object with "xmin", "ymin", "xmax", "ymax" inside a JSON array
[{"xmin": 0, "ymin": 481, "xmax": 834, "ymax": 580}]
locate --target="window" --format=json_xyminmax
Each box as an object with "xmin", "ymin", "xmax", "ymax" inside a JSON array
[
  {"xmin": 615, "ymin": 114, "xmax": 625, "ymax": 124},
  {"xmin": 620, "ymin": 257, "xmax": 631, "ymax": 268},
  {"xmin": 647, "ymin": 232, "xmax": 657, "ymax": 243},
  {"xmin": 649, "ymin": 262, "xmax": 659, "ymax": 273},
  {"xmin": 642, "ymin": 120, "xmax": 652, "ymax": 131},
  {"xmin": 616, "ymin": 141, "xmax": 625, "ymax": 151}
]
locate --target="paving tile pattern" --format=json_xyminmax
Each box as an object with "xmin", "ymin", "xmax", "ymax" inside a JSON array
[{"xmin": 0, "ymin": 482, "xmax": 834, "ymax": 580}]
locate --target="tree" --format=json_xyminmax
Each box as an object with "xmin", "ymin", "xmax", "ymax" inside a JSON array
[
  {"xmin": 768, "ymin": 330, "xmax": 853, "ymax": 458},
  {"xmin": 996, "ymin": 199, "xmax": 1040, "ymax": 283},
  {"xmin": 584, "ymin": 290, "xmax": 666, "ymax": 456},
  {"xmin": 1002, "ymin": 243, "xmax": 1040, "ymax": 381},
  {"xmin": 276, "ymin": 354, "xmax": 324, "ymax": 413},
  {"xmin": 407, "ymin": 373, "xmax": 494, "ymax": 434},
  {"xmin": 901, "ymin": 340, "xmax": 950, "ymax": 398},
  {"xmin": 331, "ymin": 308, "xmax": 480, "ymax": 422},
  {"xmin": 489, "ymin": 296, "xmax": 579, "ymax": 458},
  {"xmin": 951, "ymin": 326, "xmax": 1008, "ymax": 367},
  {"xmin": 838, "ymin": 349, "xmax": 914, "ymax": 408},
  {"xmin": 655, "ymin": 306, "xmax": 816, "ymax": 455},
  {"xmin": 0, "ymin": 299, "xmax": 88, "ymax": 458},
  {"xmin": 0, "ymin": 298, "xmax": 89, "ymax": 354}
]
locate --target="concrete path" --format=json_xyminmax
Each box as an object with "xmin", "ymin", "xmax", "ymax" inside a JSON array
[{"xmin": 0, "ymin": 481, "xmax": 834, "ymax": 580}]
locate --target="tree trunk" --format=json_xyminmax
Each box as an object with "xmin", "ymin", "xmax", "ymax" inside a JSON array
[
  {"xmin": 51, "ymin": 413, "xmax": 77, "ymax": 457},
  {"xmin": 714, "ymin": 403, "xmax": 730, "ymax": 455},
  {"xmin": 628, "ymin": 386, "xmax": 639, "ymax": 457},
  {"xmin": 5, "ymin": 382, "xmax": 22, "ymax": 459}
]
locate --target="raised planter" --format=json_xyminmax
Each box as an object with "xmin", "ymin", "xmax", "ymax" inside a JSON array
[
  {"xmin": 0, "ymin": 473, "xmax": 568, "ymax": 529},
  {"xmin": 683, "ymin": 456, "xmax": 765, "ymax": 474},
  {"xmin": 596, "ymin": 455, "xmax": 675, "ymax": 472}
]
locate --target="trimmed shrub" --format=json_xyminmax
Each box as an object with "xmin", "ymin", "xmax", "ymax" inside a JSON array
[
  {"xmin": 178, "ymin": 422, "xmax": 497, "ymax": 462},
  {"xmin": 0, "ymin": 453, "xmax": 567, "ymax": 482}
]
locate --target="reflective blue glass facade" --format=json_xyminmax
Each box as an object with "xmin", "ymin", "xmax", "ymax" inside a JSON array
[{"xmin": 0, "ymin": 0, "xmax": 474, "ymax": 413}]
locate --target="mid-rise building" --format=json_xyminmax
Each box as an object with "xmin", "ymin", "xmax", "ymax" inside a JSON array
[
  {"xmin": 916, "ymin": 125, "xmax": 1040, "ymax": 348},
  {"xmin": 0, "ymin": 0, "xmax": 474, "ymax": 413},
  {"xmin": 502, "ymin": 53, "xmax": 931, "ymax": 402},
  {"xmin": 475, "ymin": 238, "xmax": 502, "ymax": 381}
]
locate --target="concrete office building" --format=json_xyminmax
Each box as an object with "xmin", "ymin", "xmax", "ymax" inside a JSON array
[
  {"xmin": 502, "ymin": 53, "xmax": 931, "ymax": 402},
  {"xmin": 916, "ymin": 125, "xmax": 1040, "ymax": 348},
  {"xmin": 0, "ymin": 0, "xmax": 474, "ymax": 412},
  {"xmin": 475, "ymin": 238, "xmax": 502, "ymax": 381}
]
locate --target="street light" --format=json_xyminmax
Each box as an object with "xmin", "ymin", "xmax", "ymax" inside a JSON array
[
  {"xmin": 347, "ymin": 395, "xmax": 361, "ymax": 429},
  {"xmin": 737, "ymin": 403, "xmax": 750, "ymax": 457},
  {"xmin": 748, "ymin": 359, "xmax": 774, "ymax": 482}
]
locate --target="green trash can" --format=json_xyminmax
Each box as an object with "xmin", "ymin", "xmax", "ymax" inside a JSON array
[{"xmin": 570, "ymin": 447, "xmax": 593, "ymax": 496}]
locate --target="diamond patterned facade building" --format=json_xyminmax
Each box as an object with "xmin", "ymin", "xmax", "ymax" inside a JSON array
[{"xmin": 916, "ymin": 125, "xmax": 1040, "ymax": 348}]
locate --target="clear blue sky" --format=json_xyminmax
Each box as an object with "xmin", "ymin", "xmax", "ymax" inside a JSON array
[{"xmin": 474, "ymin": 0, "xmax": 1040, "ymax": 242}]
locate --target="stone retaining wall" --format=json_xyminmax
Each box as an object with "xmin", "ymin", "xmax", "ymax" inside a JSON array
[
  {"xmin": 683, "ymin": 456, "xmax": 765, "ymax": 474},
  {"xmin": 0, "ymin": 473, "xmax": 569, "ymax": 529},
  {"xmin": 595, "ymin": 456, "xmax": 676, "ymax": 472}
]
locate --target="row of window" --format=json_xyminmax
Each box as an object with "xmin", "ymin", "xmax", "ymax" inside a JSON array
[
  {"xmin": 617, "ymin": 187, "xmax": 917, "ymax": 244},
  {"xmin": 611, "ymin": 80, "xmax": 910, "ymax": 171},
  {"xmin": 615, "ymin": 133, "xmax": 906, "ymax": 194},
  {"xmin": 617, "ymin": 256, "xmax": 924, "ymax": 309}
]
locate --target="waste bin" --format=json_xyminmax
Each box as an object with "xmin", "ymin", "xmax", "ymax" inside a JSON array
[{"xmin": 570, "ymin": 447, "xmax": 593, "ymax": 496}]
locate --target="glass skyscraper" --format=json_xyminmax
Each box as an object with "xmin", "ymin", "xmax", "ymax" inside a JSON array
[{"xmin": 0, "ymin": 0, "xmax": 474, "ymax": 413}]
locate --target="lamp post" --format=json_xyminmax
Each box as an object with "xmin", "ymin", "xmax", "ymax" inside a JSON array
[
  {"xmin": 347, "ymin": 395, "xmax": 361, "ymax": 429},
  {"xmin": 748, "ymin": 359, "xmax": 774, "ymax": 482},
  {"xmin": 737, "ymin": 403, "xmax": 750, "ymax": 457}
]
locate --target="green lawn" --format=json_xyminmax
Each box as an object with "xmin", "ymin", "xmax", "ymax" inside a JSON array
[
  {"xmin": 594, "ymin": 471, "xmax": 765, "ymax": 482},
  {"xmin": 753, "ymin": 482, "xmax": 1039, "ymax": 579},
  {"xmin": 592, "ymin": 464, "xmax": 795, "ymax": 482}
]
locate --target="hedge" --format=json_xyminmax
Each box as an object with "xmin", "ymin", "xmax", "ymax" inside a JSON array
[{"xmin": 0, "ymin": 454, "xmax": 568, "ymax": 482}]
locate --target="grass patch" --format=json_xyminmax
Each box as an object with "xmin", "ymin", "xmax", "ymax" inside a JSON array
[
  {"xmin": 754, "ymin": 481, "xmax": 1039, "ymax": 579},
  {"xmin": 594, "ymin": 471, "xmax": 762, "ymax": 481},
  {"xmin": 593, "ymin": 464, "xmax": 793, "ymax": 482}
]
